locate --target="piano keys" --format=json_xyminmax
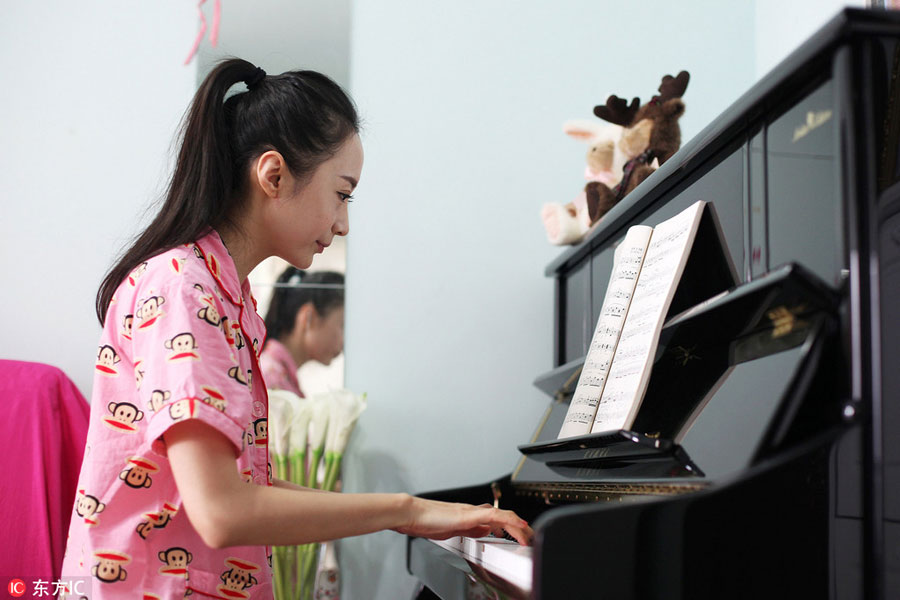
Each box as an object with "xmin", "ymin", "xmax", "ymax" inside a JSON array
[{"xmin": 406, "ymin": 8, "xmax": 900, "ymax": 600}]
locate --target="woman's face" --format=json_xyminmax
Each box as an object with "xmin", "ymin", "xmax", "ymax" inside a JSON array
[
  {"xmin": 266, "ymin": 134, "xmax": 363, "ymax": 269},
  {"xmin": 305, "ymin": 306, "xmax": 345, "ymax": 365}
]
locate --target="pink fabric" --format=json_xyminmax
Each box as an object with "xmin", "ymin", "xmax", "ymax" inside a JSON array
[
  {"xmin": 61, "ymin": 230, "xmax": 274, "ymax": 599},
  {"xmin": 584, "ymin": 165, "xmax": 618, "ymax": 186},
  {"xmin": 0, "ymin": 360, "xmax": 89, "ymax": 583},
  {"xmin": 258, "ymin": 339, "xmax": 303, "ymax": 397}
]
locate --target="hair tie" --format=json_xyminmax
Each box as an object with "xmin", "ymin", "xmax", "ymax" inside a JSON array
[{"xmin": 245, "ymin": 67, "xmax": 266, "ymax": 90}]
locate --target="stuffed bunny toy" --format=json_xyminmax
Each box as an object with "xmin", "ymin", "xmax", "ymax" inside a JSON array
[{"xmin": 541, "ymin": 120, "xmax": 623, "ymax": 245}]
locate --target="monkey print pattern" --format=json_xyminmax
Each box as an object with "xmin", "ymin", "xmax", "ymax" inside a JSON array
[
  {"xmin": 315, "ymin": 569, "xmax": 340, "ymax": 599},
  {"xmin": 218, "ymin": 558, "xmax": 261, "ymax": 599},
  {"xmin": 62, "ymin": 231, "xmax": 272, "ymax": 597},
  {"xmin": 121, "ymin": 314, "xmax": 134, "ymax": 340},
  {"xmin": 75, "ymin": 490, "xmax": 105, "ymax": 527},
  {"xmin": 134, "ymin": 360, "xmax": 145, "ymax": 391},
  {"xmin": 158, "ymin": 547, "xmax": 192, "ymax": 577},
  {"xmin": 197, "ymin": 295, "xmax": 222, "ymax": 328},
  {"xmin": 102, "ymin": 401, "xmax": 144, "ymax": 433},
  {"xmin": 169, "ymin": 397, "xmax": 203, "ymax": 422},
  {"xmin": 136, "ymin": 295, "xmax": 166, "ymax": 329},
  {"xmin": 119, "ymin": 457, "xmax": 159, "ymax": 489},
  {"xmin": 252, "ymin": 419, "xmax": 268, "ymax": 448},
  {"xmin": 165, "ymin": 332, "xmax": 200, "ymax": 362},
  {"xmin": 92, "ymin": 551, "xmax": 130, "ymax": 584},
  {"xmin": 170, "ymin": 257, "xmax": 187, "ymax": 274},
  {"xmin": 228, "ymin": 366, "xmax": 251, "ymax": 387},
  {"xmin": 222, "ymin": 317, "xmax": 246, "ymax": 350},
  {"xmin": 147, "ymin": 389, "xmax": 171, "ymax": 414},
  {"xmin": 136, "ymin": 502, "xmax": 178, "ymax": 539},
  {"xmin": 95, "ymin": 345, "xmax": 121, "ymax": 377},
  {"xmin": 202, "ymin": 386, "xmax": 227, "ymax": 411},
  {"xmin": 127, "ymin": 262, "xmax": 148, "ymax": 286}
]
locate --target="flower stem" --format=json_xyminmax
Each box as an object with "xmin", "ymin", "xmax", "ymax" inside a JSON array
[
  {"xmin": 307, "ymin": 446, "xmax": 324, "ymax": 489},
  {"xmin": 291, "ymin": 450, "xmax": 307, "ymax": 487}
]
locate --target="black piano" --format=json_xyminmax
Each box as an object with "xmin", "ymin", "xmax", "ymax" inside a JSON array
[{"xmin": 407, "ymin": 8, "xmax": 900, "ymax": 600}]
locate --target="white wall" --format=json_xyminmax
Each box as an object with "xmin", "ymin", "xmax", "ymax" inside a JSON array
[
  {"xmin": 755, "ymin": 0, "xmax": 867, "ymax": 80},
  {"xmin": 0, "ymin": 2, "xmax": 197, "ymax": 397},
  {"xmin": 342, "ymin": 2, "xmax": 756, "ymax": 598},
  {"xmin": 195, "ymin": 0, "xmax": 351, "ymax": 88}
]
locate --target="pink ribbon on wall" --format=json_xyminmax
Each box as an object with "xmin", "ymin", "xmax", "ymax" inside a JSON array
[{"xmin": 184, "ymin": 0, "xmax": 221, "ymax": 65}]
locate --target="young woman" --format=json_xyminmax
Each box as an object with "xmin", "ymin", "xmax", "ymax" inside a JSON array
[
  {"xmin": 62, "ymin": 59, "xmax": 531, "ymax": 599},
  {"xmin": 259, "ymin": 268, "xmax": 345, "ymax": 397}
]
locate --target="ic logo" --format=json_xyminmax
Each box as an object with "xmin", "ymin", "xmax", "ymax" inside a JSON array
[{"xmin": 8, "ymin": 578, "xmax": 26, "ymax": 597}]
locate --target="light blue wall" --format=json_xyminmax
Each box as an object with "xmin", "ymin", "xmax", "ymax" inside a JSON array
[
  {"xmin": 0, "ymin": 2, "xmax": 197, "ymax": 397},
  {"xmin": 342, "ymin": 2, "xmax": 757, "ymax": 598}
]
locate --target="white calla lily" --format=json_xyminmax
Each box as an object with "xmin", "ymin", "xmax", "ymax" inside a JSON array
[
  {"xmin": 307, "ymin": 394, "xmax": 331, "ymax": 452},
  {"xmin": 325, "ymin": 390, "xmax": 367, "ymax": 455},
  {"xmin": 267, "ymin": 389, "xmax": 298, "ymax": 458},
  {"xmin": 289, "ymin": 394, "xmax": 312, "ymax": 455}
]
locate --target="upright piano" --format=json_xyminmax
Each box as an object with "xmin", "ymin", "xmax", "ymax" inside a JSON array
[{"xmin": 407, "ymin": 8, "xmax": 900, "ymax": 600}]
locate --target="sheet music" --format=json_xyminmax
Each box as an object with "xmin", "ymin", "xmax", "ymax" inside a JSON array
[
  {"xmin": 558, "ymin": 226, "xmax": 653, "ymax": 438},
  {"xmin": 591, "ymin": 201, "xmax": 707, "ymax": 433}
]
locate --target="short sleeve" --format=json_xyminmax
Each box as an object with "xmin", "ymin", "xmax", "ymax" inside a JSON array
[{"xmin": 130, "ymin": 277, "xmax": 250, "ymax": 457}]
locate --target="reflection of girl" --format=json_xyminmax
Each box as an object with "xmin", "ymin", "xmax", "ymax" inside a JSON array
[
  {"xmin": 63, "ymin": 59, "xmax": 531, "ymax": 599},
  {"xmin": 260, "ymin": 268, "xmax": 344, "ymax": 397}
]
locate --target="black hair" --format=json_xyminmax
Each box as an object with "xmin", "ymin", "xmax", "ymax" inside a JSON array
[
  {"xmin": 95, "ymin": 58, "xmax": 359, "ymax": 324},
  {"xmin": 263, "ymin": 268, "xmax": 345, "ymax": 343}
]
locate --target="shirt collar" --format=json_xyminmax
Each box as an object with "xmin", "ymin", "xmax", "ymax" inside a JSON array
[{"xmin": 194, "ymin": 229, "xmax": 251, "ymax": 308}]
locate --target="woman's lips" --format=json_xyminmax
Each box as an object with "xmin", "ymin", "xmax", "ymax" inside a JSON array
[{"xmin": 316, "ymin": 241, "xmax": 328, "ymax": 253}]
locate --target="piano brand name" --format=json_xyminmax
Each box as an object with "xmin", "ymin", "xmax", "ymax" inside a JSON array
[{"xmin": 792, "ymin": 109, "xmax": 833, "ymax": 143}]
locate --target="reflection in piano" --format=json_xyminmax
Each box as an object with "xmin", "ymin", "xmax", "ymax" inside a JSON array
[{"xmin": 407, "ymin": 9, "xmax": 900, "ymax": 600}]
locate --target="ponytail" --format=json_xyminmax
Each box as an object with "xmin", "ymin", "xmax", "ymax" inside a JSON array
[{"xmin": 96, "ymin": 59, "xmax": 359, "ymax": 324}]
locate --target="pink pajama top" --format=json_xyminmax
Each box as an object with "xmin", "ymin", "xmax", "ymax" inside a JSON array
[
  {"xmin": 62, "ymin": 230, "xmax": 274, "ymax": 599},
  {"xmin": 258, "ymin": 339, "xmax": 303, "ymax": 397}
]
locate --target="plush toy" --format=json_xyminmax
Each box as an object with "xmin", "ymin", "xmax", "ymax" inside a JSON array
[
  {"xmin": 541, "ymin": 120, "xmax": 623, "ymax": 245},
  {"xmin": 585, "ymin": 71, "xmax": 690, "ymax": 218}
]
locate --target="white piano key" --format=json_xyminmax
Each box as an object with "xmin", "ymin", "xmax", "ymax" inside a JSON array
[{"xmin": 431, "ymin": 536, "xmax": 533, "ymax": 593}]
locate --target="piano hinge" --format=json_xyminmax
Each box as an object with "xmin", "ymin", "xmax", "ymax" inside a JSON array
[{"xmin": 512, "ymin": 481, "xmax": 707, "ymax": 504}]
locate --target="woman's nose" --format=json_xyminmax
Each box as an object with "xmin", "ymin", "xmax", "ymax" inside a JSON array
[{"xmin": 333, "ymin": 203, "xmax": 350, "ymax": 237}]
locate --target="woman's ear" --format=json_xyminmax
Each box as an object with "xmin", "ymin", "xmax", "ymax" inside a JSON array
[
  {"xmin": 255, "ymin": 151, "xmax": 287, "ymax": 198},
  {"xmin": 295, "ymin": 302, "xmax": 317, "ymax": 332}
]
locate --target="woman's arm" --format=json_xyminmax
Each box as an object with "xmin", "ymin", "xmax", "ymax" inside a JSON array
[
  {"xmin": 271, "ymin": 477, "xmax": 330, "ymax": 493},
  {"xmin": 165, "ymin": 420, "xmax": 532, "ymax": 549}
]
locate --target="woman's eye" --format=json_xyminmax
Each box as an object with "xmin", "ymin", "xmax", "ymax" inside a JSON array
[{"xmin": 338, "ymin": 192, "xmax": 354, "ymax": 203}]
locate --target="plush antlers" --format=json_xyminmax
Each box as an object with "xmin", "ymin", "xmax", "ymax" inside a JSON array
[
  {"xmin": 593, "ymin": 71, "xmax": 690, "ymax": 127},
  {"xmin": 593, "ymin": 95, "xmax": 640, "ymax": 127},
  {"xmin": 656, "ymin": 70, "xmax": 690, "ymax": 104}
]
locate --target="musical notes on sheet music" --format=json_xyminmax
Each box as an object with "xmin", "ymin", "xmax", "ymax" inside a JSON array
[
  {"xmin": 591, "ymin": 201, "xmax": 707, "ymax": 433},
  {"xmin": 558, "ymin": 225, "xmax": 654, "ymax": 439}
]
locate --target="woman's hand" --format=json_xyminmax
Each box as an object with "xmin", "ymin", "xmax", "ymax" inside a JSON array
[{"xmin": 393, "ymin": 497, "xmax": 533, "ymax": 546}]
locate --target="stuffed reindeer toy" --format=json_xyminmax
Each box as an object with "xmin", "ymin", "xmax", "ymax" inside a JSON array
[{"xmin": 585, "ymin": 70, "xmax": 690, "ymax": 224}]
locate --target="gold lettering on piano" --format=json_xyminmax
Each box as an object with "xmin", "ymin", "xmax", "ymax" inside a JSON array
[
  {"xmin": 766, "ymin": 304, "xmax": 807, "ymax": 338},
  {"xmin": 792, "ymin": 109, "xmax": 833, "ymax": 142}
]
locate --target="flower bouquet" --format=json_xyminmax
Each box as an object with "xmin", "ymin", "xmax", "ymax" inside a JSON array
[{"xmin": 267, "ymin": 389, "xmax": 367, "ymax": 600}]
